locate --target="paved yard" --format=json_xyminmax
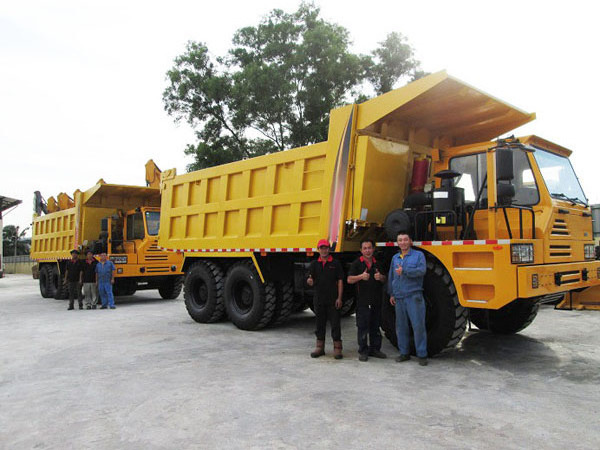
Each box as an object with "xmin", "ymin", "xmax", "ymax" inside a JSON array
[{"xmin": 1, "ymin": 274, "xmax": 599, "ymax": 449}]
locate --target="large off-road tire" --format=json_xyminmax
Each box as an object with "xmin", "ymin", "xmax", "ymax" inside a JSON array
[
  {"xmin": 158, "ymin": 276, "xmax": 184, "ymax": 299},
  {"xmin": 53, "ymin": 266, "xmax": 69, "ymax": 300},
  {"xmin": 381, "ymin": 255, "xmax": 468, "ymax": 356},
  {"xmin": 224, "ymin": 261, "xmax": 276, "ymax": 330},
  {"xmin": 184, "ymin": 261, "xmax": 226, "ymax": 323},
  {"xmin": 469, "ymin": 298, "xmax": 540, "ymax": 334},
  {"xmin": 269, "ymin": 281, "xmax": 294, "ymax": 326},
  {"xmin": 39, "ymin": 265, "xmax": 57, "ymax": 298}
]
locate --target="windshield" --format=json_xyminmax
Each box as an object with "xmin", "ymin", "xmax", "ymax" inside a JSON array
[
  {"xmin": 532, "ymin": 148, "xmax": 587, "ymax": 206},
  {"xmin": 145, "ymin": 211, "xmax": 160, "ymax": 236}
]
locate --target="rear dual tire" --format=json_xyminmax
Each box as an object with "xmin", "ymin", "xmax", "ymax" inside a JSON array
[
  {"xmin": 224, "ymin": 261, "xmax": 276, "ymax": 330},
  {"xmin": 39, "ymin": 265, "xmax": 57, "ymax": 298},
  {"xmin": 184, "ymin": 261, "xmax": 226, "ymax": 323}
]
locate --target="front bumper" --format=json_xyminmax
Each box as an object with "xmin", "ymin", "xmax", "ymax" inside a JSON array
[{"xmin": 518, "ymin": 260, "xmax": 600, "ymax": 298}]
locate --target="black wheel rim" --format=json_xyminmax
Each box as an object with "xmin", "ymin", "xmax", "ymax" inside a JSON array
[
  {"xmin": 191, "ymin": 278, "xmax": 209, "ymax": 309},
  {"xmin": 231, "ymin": 280, "xmax": 253, "ymax": 314}
]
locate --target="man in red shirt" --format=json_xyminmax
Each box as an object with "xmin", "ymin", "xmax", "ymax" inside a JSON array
[
  {"xmin": 307, "ymin": 239, "xmax": 344, "ymax": 359},
  {"xmin": 348, "ymin": 239, "xmax": 387, "ymax": 361}
]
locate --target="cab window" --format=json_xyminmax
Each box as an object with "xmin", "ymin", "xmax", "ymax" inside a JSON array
[
  {"xmin": 126, "ymin": 212, "xmax": 145, "ymax": 240},
  {"xmin": 450, "ymin": 149, "xmax": 539, "ymax": 206}
]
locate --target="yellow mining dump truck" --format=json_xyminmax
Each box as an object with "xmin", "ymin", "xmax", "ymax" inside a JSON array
[
  {"xmin": 158, "ymin": 71, "xmax": 600, "ymax": 354},
  {"xmin": 31, "ymin": 163, "xmax": 184, "ymax": 300}
]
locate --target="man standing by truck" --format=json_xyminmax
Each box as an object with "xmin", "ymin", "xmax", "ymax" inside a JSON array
[
  {"xmin": 96, "ymin": 252, "xmax": 116, "ymax": 309},
  {"xmin": 307, "ymin": 239, "xmax": 344, "ymax": 359},
  {"xmin": 388, "ymin": 232, "xmax": 428, "ymax": 366},
  {"xmin": 347, "ymin": 239, "xmax": 387, "ymax": 362},
  {"xmin": 81, "ymin": 250, "xmax": 98, "ymax": 309},
  {"xmin": 64, "ymin": 249, "xmax": 83, "ymax": 310}
]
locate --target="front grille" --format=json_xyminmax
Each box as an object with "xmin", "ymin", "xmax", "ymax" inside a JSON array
[
  {"xmin": 549, "ymin": 244, "xmax": 571, "ymax": 258},
  {"xmin": 551, "ymin": 219, "xmax": 570, "ymax": 236},
  {"xmin": 147, "ymin": 243, "xmax": 161, "ymax": 252},
  {"xmin": 145, "ymin": 255, "xmax": 168, "ymax": 261}
]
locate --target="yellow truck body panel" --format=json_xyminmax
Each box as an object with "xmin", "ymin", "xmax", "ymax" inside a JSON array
[{"xmin": 159, "ymin": 71, "xmax": 537, "ymax": 254}]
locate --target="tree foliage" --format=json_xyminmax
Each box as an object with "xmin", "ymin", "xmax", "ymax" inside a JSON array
[
  {"xmin": 2, "ymin": 225, "xmax": 30, "ymax": 256},
  {"xmin": 163, "ymin": 2, "xmax": 423, "ymax": 171}
]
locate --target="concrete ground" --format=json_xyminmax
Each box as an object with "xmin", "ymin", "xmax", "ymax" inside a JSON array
[{"xmin": 1, "ymin": 274, "xmax": 599, "ymax": 449}]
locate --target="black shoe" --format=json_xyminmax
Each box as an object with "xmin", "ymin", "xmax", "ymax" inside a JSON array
[
  {"xmin": 92, "ymin": 305, "xmax": 97, "ymax": 309},
  {"xmin": 100, "ymin": 306, "xmax": 107, "ymax": 309},
  {"xmin": 86, "ymin": 306, "xmax": 91, "ymax": 310},
  {"xmin": 110, "ymin": 306, "xmax": 116, "ymax": 309},
  {"xmin": 369, "ymin": 349, "xmax": 387, "ymax": 359},
  {"xmin": 79, "ymin": 305, "xmax": 83, "ymax": 310},
  {"xmin": 67, "ymin": 306, "xmax": 74, "ymax": 310},
  {"xmin": 395, "ymin": 354, "xmax": 410, "ymax": 363},
  {"xmin": 358, "ymin": 353, "xmax": 368, "ymax": 362},
  {"xmin": 418, "ymin": 357, "xmax": 428, "ymax": 366}
]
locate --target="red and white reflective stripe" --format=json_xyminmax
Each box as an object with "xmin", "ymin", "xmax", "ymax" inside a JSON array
[
  {"xmin": 376, "ymin": 239, "xmax": 511, "ymax": 247},
  {"xmin": 157, "ymin": 246, "xmax": 318, "ymax": 253}
]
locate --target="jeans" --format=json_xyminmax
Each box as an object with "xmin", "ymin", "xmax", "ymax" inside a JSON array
[
  {"xmin": 68, "ymin": 282, "xmax": 82, "ymax": 308},
  {"xmin": 314, "ymin": 299, "xmax": 341, "ymax": 341},
  {"xmin": 355, "ymin": 303, "xmax": 382, "ymax": 354},
  {"xmin": 97, "ymin": 282, "xmax": 115, "ymax": 308},
  {"xmin": 82, "ymin": 282, "xmax": 98, "ymax": 308},
  {"xmin": 394, "ymin": 292, "xmax": 427, "ymax": 358}
]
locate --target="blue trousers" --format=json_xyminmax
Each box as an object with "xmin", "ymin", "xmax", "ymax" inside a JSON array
[
  {"xmin": 394, "ymin": 292, "xmax": 427, "ymax": 358},
  {"xmin": 98, "ymin": 282, "xmax": 115, "ymax": 307}
]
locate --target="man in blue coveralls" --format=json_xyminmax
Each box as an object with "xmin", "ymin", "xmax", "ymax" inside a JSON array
[
  {"xmin": 96, "ymin": 252, "xmax": 116, "ymax": 309},
  {"xmin": 388, "ymin": 232, "xmax": 428, "ymax": 366}
]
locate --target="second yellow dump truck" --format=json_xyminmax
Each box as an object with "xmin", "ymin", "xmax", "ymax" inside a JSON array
[
  {"xmin": 31, "ymin": 162, "xmax": 184, "ymax": 300},
  {"xmin": 158, "ymin": 71, "xmax": 600, "ymax": 355}
]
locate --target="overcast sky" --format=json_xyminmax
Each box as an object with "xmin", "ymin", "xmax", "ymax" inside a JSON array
[{"xmin": 2, "ymin": 0, "xmax": 599, "ymax": 236}]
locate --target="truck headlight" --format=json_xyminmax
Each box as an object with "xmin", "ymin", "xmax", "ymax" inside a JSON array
[
  {"xmin": 584, "ymin": 244, "xmax": 595, "ymax": 260},
  {"xmin": 511, "ymin": 243, "xmax": 534, "ymax": 264}
]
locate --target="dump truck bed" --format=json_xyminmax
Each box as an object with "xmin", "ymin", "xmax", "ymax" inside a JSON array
[
  {"xmin": 31, "ymin": 183, "xmax": 160, "ymax": 261},
  {"xmin": 158, "ymin": 71, "xmax": 536, "ymax": 254}
]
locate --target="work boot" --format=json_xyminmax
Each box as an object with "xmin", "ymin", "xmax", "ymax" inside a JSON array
[
  {"xmin": 358, "ymin": 353, "xmax": 368, "ymax": 362},
  {"xmin": 395, "ymin": 354, "xmax": 410, "ymax": 363},
  {"xmin": 333, "ymin": 341, "xmax": 343, "ymax": 360},
  {"xmin": 369, "ymin": 349, "xmax": 387, "ymax": 359},
  {"xmin": 310, "ymin": 340, "xmax": 325, "ymax": 358}
]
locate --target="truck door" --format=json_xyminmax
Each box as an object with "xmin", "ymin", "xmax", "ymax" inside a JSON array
[
  {"xmin": 107, "ymin": 215, "xmax": 124, "ymax": 255},
  {"xmin": 125, "ymin": 211, "xmax": 145, "ymax": 264}
]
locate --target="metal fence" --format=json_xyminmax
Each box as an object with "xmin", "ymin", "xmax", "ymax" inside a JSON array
[{"xmin": 2, "ymin": 255, "xmax": 35, "ymax": 275}]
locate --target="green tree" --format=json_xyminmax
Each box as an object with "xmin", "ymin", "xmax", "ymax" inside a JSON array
[
  {"xmin": 2, "ymin": 225, "xmax": 30, "ymax": 256},
  {"xmin": 367, "ymin": 32, "xmax": 424, "ymax": 95},
  {"xmin": 163, "ymin": 2, "xmax": 422, "ymax": 171}
]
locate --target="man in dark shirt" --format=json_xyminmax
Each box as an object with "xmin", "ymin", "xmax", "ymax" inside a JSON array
[
  {"xmin": 64, "ymin": 249, "xmax": 83, "ymax": 310},
  {"xmin": 80, "ymin": 250, "xmax": 98, "ymax": 309},
  {"xmin": 348, "ymin": 239, "xmax": 387, "ymax": 361},
  {"xmin": 307, "ymin": 239, "xmax": 344, "ymax": 359}
]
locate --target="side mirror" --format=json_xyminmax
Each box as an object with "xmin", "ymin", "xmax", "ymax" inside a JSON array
[{"xmin": 496, "ymin": 148, "xmax": 514, "ymax": 181}]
